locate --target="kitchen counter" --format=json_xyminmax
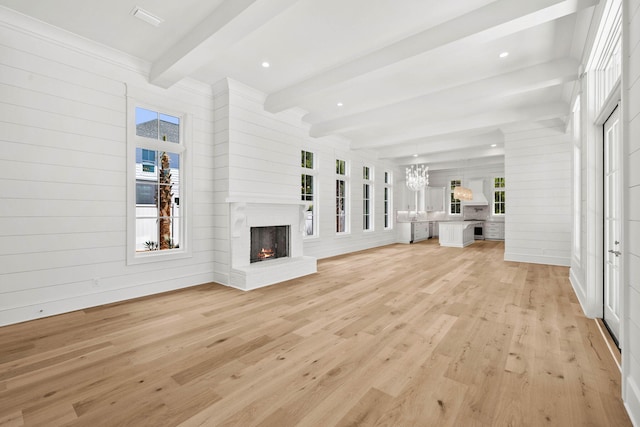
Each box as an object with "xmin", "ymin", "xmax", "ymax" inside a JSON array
[{"xmin": 438, "ymin": 221, "xmax": 482, "ymax": 248}]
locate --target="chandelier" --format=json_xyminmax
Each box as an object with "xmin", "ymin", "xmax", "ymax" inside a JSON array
[{"xmin": 405, "ymin": 164, "xmax": 429, "ymax": 191}]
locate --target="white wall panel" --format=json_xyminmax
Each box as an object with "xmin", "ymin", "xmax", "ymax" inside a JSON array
[
  {"xmin": 504, "ymin": 126, "xmax": 571, "ymax": 266},
  {"xmin": 209, "ymin": 79, "xmax": 397, "ymax": 277},
  {"xmin": 625, "ymin": 1, "xmax": 640, "ymax": 423},
  {"xmin": 2, "ymin": 121, "xmax": 125, "ymax": 157},
  {"xmin": 0, "ymin": 13, "xmax": 216, "ymax": 326}
]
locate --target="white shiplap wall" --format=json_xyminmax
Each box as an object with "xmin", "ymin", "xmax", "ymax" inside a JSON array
[
  {"xmin": 504, "ymin": 123, "xmax": 572, "ymax": 266},
  {"xmin": 0, "ymin": 9, "xmax": 217, "ymax": 326},
  {"xmin": 210, "ymin": 79, "xmax": 397, "ymax": 283},
  {"xmin": 211, "ymin": 80, "xmax": 231, "ymax": 285},
  {"xmin": 624, "ymin": 0, "xmax": 640, "ymax": 422},
  {"xmin": 303, "ymin": 141, "xmax": 397, "ymax": 259}
]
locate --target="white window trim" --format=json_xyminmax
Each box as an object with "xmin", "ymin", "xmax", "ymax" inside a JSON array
[
  {"xmin": 363, "ymin": 166, "xmax": 374, "ymax": 232},
  {"xmin": 336, "ymin": 159, "xmax": 350, "ymax": 235},
  {"xmin": 450, "ymin": 179, "xmax": 462, "ymax": 216},
  {"xmin": 126, "ymin": 98, "xmax": 193, "ymax": 265},
  {"xmin": 384, "ymin": 171, "xmax": 393, "ymax": 230},
  {"xmin": 301, "ymin": 150, "xmax": 318, "ymax": 238},
  {"xmin": 492, "ymin": 177, "xmax": 506, "ymax": 217}
]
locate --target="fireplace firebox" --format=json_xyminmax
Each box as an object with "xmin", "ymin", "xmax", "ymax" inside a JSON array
[{"xmin": 250, "ymin": 225, "xmax": 289, "ymax": 263}]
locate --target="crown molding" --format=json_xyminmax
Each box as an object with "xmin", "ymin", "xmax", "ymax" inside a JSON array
[{"xmin": 0, "ymin": 5, "xmax": 150, "ymax": 77}]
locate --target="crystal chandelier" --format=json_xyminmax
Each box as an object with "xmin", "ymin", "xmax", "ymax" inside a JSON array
[{"xmin": 405, "ymin": 164, "xmax": 429, "ymax": 191}]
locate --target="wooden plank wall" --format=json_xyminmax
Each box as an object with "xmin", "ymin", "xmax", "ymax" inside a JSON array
[
  {"xmin": 0, "ymin": 10, "xmax": 217, "ymax": 326},
  {"xmin": 623, "ymin": 0, "xmax": 640, "ymax": 422},
  {"xmin": 210, "ymin": 78, "xmax": 398, "ymax": 281},
  {"xmin": 504, "ymin": 122, "xmax": 572, "ymax": 266}
]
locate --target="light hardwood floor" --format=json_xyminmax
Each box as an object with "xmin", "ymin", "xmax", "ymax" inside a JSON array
[{"xmin": 0, "ymin": 240, "xmax": 632, "ymax": 426}]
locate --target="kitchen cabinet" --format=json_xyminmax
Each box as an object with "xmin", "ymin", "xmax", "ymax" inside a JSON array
[
  {"xmin": 413, "ymin": 221, "xmax": 430, "ymax": 241},
  {"xmin": 397, "ymin": 221, "xmax": 430, "ymax": 243},
  {"xmin": 485, "ymin": 221, "xmax": 505, "ymax": 240},
  {"xmin": 426, "ymin": 187, "xmax": 445, "ymax": 211}
]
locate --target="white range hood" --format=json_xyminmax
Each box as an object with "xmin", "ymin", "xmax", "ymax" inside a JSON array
[{"xmin": 461, "ymin": 179, "xmax": 489, "ymax": 206}]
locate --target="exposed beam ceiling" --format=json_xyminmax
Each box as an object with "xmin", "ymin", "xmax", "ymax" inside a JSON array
[
  {"xmin": 264, "ymin": 0, "xmax": 596, "ymax": 114},
  {"xmin": 0, "ymin": 0, "xmax": 598, "ymax": 169},
  {"xmin": 150, "ymin": 0, "xmax": 300, "ymax": 88}
]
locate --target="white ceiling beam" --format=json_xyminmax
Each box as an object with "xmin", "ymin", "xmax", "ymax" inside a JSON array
[
  {"xmin": 264, "ymin": 0, "xmax": 597, "ymax": 113},
  {"xmin": 375, "ymin": 131, "xmax": 504, "ymax": 159},
  {"xmin": 308, "ymin": 59, "xmax": 579, "ymax": 138},
  {"xmin": 149, "ymin": 0, "xmax": 299, "ymax": 88},
  {"xmin": 412, "ymin": 155, "xmax": 506, "ymax": 172},
  {"xmin": 412, "ymin": 146, "xmax": 506, "ymax": 165},
  {"xmin": 350, "ymin": 102, "xmax": 569, "ymax": 149}
]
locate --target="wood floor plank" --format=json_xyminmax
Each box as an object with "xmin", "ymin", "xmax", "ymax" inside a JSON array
[{"xmin": 0, "ymin": 240, "xmax": 632, "ymax": 426}]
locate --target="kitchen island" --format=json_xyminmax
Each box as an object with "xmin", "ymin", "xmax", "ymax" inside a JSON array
[{"xmin": 438, "ymin": 221, "xmax": 482, "ymax": 248}]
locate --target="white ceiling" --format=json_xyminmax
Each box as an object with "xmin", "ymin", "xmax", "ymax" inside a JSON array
[{"xmin": 0, "ymin": 0, "xmax": 596, "ymax": 170}]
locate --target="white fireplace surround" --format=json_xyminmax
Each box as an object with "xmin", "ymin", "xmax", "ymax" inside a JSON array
[{"xmin": 228, "ymin": 200, "xmax": 317, "ymax": 290}]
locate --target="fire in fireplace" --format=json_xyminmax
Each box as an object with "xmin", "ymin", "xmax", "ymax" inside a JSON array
[{"xmin": 250, "ymin": 225, "xmax": 289, "ymax": 263}]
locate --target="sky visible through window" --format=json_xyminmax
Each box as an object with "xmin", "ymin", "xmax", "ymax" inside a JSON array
[
  {"xmin": 135, "ymin": 107, "xmax": 179, "ymax": 126},
  {"xmin": 135, "ymin": 107, "xmax": 180, "ymax": 167}
]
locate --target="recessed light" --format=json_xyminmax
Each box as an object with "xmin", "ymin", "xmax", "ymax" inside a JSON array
[
  {"xmin": 337, "ymin": 102, "xmax": 344, "ymax": 107},
  {"xmin": 130, "ymin": 6, "xmax": 163, "ymax": 27},
  {"xmin": 261, "ymin": 61, "xmax": 270, "ymax": 68},
  {"xmin": 413, "ymin": 154, "xmax": 418, "ymax": 157},
  {"xmin": 499, "ymin": 52, "xmax": 509, "ymax": 58},
  {"xmin": 491, "ymin": 144, "xmax": 497, "ymax": 147}
]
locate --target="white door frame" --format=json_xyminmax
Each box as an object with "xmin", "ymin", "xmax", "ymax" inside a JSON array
[
  {"xmin": 603, "ymin": 105, "xmax": 622, "ymax": 344},
  {"xmin": 583, "ymin": 79, "xmax": 622, "ymax": 320}
]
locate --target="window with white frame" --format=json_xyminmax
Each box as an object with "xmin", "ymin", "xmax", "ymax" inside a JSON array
[
  {"xmin": 301, "ymin": 150, "xmax": 317, "ymax": 237},
  {"xmin": 128, "ymin": 104, "xmax": 188, "ymax": 263},
  {"xmin": 384, "ymin": 171, "xmax": 392, "ymax": 229},
  {"xmin": 493, "ymin": 177, "xmax": 506, "ymax": 215},
  {"xmin": 336, "ymin": 159, "xmax": 349, "ymax": 233},
  {"xmin": 450, "ymin": 179, "xmax": 461, "ymax": 214},
  {"xmin": 363, "ymin": 166, "xmax": 373, "ymax": 231}
]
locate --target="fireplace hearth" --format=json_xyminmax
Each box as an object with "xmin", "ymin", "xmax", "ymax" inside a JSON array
[
  {"xmin": 228, "ymin": 201, "xmax": 317, "ymax": 290},
  {"xmin": 250, "ymin": 225, "xmax": 289, "ymax": 263}
]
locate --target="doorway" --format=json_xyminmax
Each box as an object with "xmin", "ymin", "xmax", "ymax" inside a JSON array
[{"xmin": 603, "ymin": 106, "xmax": 621, "ymax": 346}]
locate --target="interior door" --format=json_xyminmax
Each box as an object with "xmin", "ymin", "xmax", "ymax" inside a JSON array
[{"xmin": 603, "ymin": 106, "xmax": 621, "ymax": 345}]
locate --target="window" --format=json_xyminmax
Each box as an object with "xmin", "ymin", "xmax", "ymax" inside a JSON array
[
  {"xmin": 493, "ymin": 177, "xmax": 506, "ymax": 215},
  {"xmin": 336, "ymin": 159, "xmax": 349, "ymax": 233},
  {"xmin": 450, "ymin": 179, "xmax": 462, "ymax": 214},
  {"xmin": 301, "ymin": 150, "xmax": 317, "ymax": 237},
  {"xmin": 363, "ymin": 166, "xmax": 373, "ymax": 231},
  {"xmin": 384, "ymin": 171, "xmax": 392, "ymax": 229},
  {"xmin": 127, "ymin": 104, "xmax": 190, "ymax": 263}
]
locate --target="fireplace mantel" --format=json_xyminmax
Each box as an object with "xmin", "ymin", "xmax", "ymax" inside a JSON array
[{"xmin": 228, "ymin": 200, "xmax": 317, "ymax": 290}]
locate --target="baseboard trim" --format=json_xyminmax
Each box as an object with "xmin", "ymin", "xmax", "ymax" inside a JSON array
[
  {"xmin": 569, "ymin": 268, "xmax": 590, "ymax": 316},
  {"xmin": 624, "ymin": 376, "xmax": 640, "ymax": 427},
  {"xmin": 504, "ymin": 252, "xmax": 571, "ymax": 267}
]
